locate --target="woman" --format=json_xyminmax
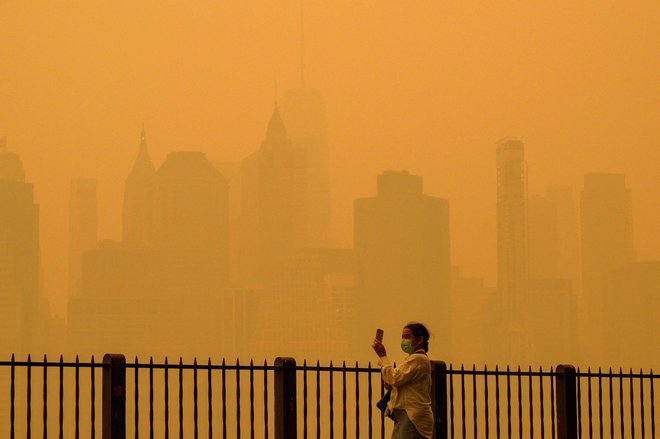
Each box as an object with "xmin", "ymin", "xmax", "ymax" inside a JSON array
[{"xmin": 372, "ymin": 322, "xmax": 433, "ymax": 439}]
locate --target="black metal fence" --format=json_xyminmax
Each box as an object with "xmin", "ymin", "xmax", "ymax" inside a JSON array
[{"xmin": 1, "ymin": 354, "xmax": 657, "ymax": 438}]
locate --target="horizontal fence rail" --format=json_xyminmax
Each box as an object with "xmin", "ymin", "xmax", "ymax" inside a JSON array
[{"xmin": 1, "ymin": 355, "xmax": 658, "ymax": 439}]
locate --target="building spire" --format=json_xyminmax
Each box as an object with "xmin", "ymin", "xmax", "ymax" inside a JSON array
[{"xmin": 128, "ymin": 125, "xmax": 155, "ymax": 181}]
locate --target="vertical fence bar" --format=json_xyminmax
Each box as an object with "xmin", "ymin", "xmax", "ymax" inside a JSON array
[
  {"xmin": 76, "ymin": 356, "xmax": 80, "ymax": 439},
  {"xmin": 639, "ymin": 369, "xmax": 644, "ymax": 439},
  {"xmin": 484, "ymin": 366, "xmax": 489, "ymax": 439},
  {"xmin": 380, "ymin": 369, "xmax": 384, "ymax": 439},
  {"xmin": 629, "ymin": 369, "xmax": 634, "ymax": 439},
  {"xmin": 528, "ymin": 367, "xmax": 534, "ymax": 439},
  {"xmin": 431, "ymin": 361, "xmax": 448, "ymax": 439},
  {"xmin": 342, "ymin": 362, "xmax": 347, "ymax": 439},
  {"xmin": 92, "ymin": 356, "xmax": 96, "ymax": 439},
  {"xmin": 134, "ymin": 357, "xmax": 139, "ymax": 439},
  {"xmin": 539, "ymin": 367, "xmax": 545, "ymax": 439},
  {"xmin": 103, "ymin": 353, "xmax": 126, "ymax": 439},
  {"xmin": 650, "ymin": 369, "xmax": 655, "ymax": 439},
  {"xmin": 303, "ymin": 360, "xmax": 308, "ymax": 439},
  {"xmin": 555, "ymin": 365, "xmax": 577, "ymax": 439},
  {"xmin": 587, "ymin": 368, "xmax": 593, "ymax": 439},
  {"xmin": 264, "ymin": 359, "xmax": 269, "ymax": 439},
  {"xmin": 449, "ymin": 365, "xmax": 455, "ymax": 439},
  {"xmin": 149, "ymin": 358, "xmax": 154, "ymax": 439},
  {"xmin": 472, "ymin": 365, "xmax": 478, "ymax": 439},
  {"xmin": 178, "ymin": 358, "xmax": 183, "ymax": 439},
  {"xmin": 193, "ymin": 357, "xmax": 199, "ymax": 439},
  {"xmin": 597, "ymin": 369, "xmax": 603, "ymax": 439},
  {"xmin": 608, "ymin": 368, "xmax": 613, "ymax": 439},
  {"xmin": 43, "ymin": 355, "xmax": 48, "ymax": 439},
  {"xmin": 236, "ymin": 359, "xmax": 241, "ymax": 439},
  {"xmin": 576, "ymin": 368, "xmax": 582, "ymax": 438},
  {"xmin": 368, "ymin": 362, "xmax": 373, "ymax": 439},
  {"xmin": 28, "ymin": 354, "xmax": 33, "ymax": 438},
  {"xmin": 208, "ymin": 359, "xmax": 213, "ymax": 439},
  {"xmin": 221, "ymin": 359, "xmax": 226, "ymax": 439},
  {"xmin": 550, "ymin": 367, "xmax": 555, "ymax": 439},
  {"xmin": 194, "ymin": 359, "xmax": 199, "ymax": 439},
  {"xmin": 249, "ymin": 360, "xmax": 254, "ymax": 439},
  {"xmin": 495, "ymin": 366, "xmax": 501, "ymax": 439},
  {"xmin": 59, "ymin": 355, "xmax": 63, "ymax": 439},
  {"xmin": 330, "ymin": 361, "xmax": 334, "ymax": 439},
  {"xmin": 619, "ymin": 369, "xmax": 624, "ymax": 439},
  {"xmin": 460, "ymin": 365, "xmax": 466, "ymax": 439},
  {"xmin": 316, "ymin": 361, "xmax": 321, "ymax": 439},
  {"xmin": 355, "ymin": 362, "xmax": 360, "ymax": 439},
  {"xmin": 517, "ymin": 367, "xmax": 522, "ymax": 439},
  {"xmin": 274, "ymin": 357, "xmax": 297, "ymax": 439},
  {"xmin": 164, "ymin": 357, "xmax": 169, "ymax": 439},
  {"xmin": 11, "ymin": 354, "xmax": 15, "ymax": 439},
  {"xmin": 506, "ymin": 366, "xmax": 511, "ymax": 439}
]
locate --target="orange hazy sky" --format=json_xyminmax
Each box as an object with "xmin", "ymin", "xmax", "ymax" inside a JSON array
[{"xmin": 1, "ymin": 1, "xmax": 658, "ymax": 317}]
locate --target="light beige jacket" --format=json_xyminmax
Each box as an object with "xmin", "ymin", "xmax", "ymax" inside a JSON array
[{"xmin": 378, "ymin": 349, "xmax": 433, "ymax": 438}]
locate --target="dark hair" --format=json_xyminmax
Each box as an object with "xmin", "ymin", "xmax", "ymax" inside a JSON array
[{"xmin": 404, "ymin": 322, "xmax": 430, "ymax": 352}]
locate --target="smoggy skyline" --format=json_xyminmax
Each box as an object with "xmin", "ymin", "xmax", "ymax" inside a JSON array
[{"xmin": 1, "ymin": 1, "xmax": 659, "ymax": 321}]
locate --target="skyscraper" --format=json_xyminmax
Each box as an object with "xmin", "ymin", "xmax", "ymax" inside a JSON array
[
  {"xmin": 496, "ymin": 138, "xmax": 527, "ymax": 322},
  {"xmin": 239, "ymin": 106, "xmax": 307, "ymax": 282},
  {"xmin": 0, "ymin": 144, "xmax": 40, "ymax": 353},
  {"xmin": 581, "ymin": 173, "xmax": 634, "ymax": 355},
  {"xmin": 122, "ymin": 127, "xmax": 155, "ymax": 246},
  {"xmin": 581, "ymin": 173, "xmax": 634, "ymax": 300},
  {"xmin": 68, "ymin": 178, "xmax": 97, "ymax": 295},
  {"xmin": 152, "ymin": 151, "xmax": 230, "ymax": 293},
  {"xmin": 279, "ymin": 87, "xmax": 332, "ymax": 248},
  {"xmin": 354, "ymin": 171, "xmax": 451, "ymax": 351}
]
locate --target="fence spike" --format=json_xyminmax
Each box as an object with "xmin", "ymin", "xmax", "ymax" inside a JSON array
[
  {"xmin": 60, "ymin": 354, "xmax": 63, "ymax": 363},
  {"xmin": 76, "ymin": 355, "xmax": 79, "ymax": 363},
  {"xmin": 149, "ymin": 356, "xmax": 153, "ymax": 365},
  {"xmin": 91, "ymin": 355, "xmax": 94, "ymax": 364},
  {"xmin": 222, "ymin": 358, "xmax": 225, "ymax": 367},
  {"xmin": 194, "ymin": 358, "xmax": 197, "ymax": 366},
  {"xmin": 11, "ymin": 353, "xmax": 14, "ymax": 361},
  {"xmin": 250, "ymin": 359, "xmax": 253, "ymax": 367},
  {"xmin": 28, "ymin": 354, "xmax": 31, "ymax": 363},
  {"xmin": 179, "ymin": 357, "xmax": 183, "ymax": 366}
]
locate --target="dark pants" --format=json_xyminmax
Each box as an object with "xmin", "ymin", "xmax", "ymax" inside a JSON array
[{"xmin": 391, "ymin": 409, "xmax": 425, "ymax": 439}]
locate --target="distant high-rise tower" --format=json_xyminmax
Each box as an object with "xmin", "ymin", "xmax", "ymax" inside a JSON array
[
  {"xmin": 239, "ymin": 106, "xmax": 307, "ymax": 282},
  {"xmin": 581, "ymin": 173, "xmax": 634, "ymax": 301},
  {"xmin": 279, "ymin": 88, "xmax": 332, "ymax": 248},
  {"xmin": 152, "ymin": 151, "xmax": 230, "ymax": 292},
  {"xmin": 354, "ymin": 171, "xmax": 451, "ymax": 349},
  {"xmin": 123, "ymin": 127, "xmax": 155, "ymax": 246},
  {"xmin": 0, "ymin": 145, "xmax": 40, "ymax": 352},
  {"xmin": 496, "ymin": 138, "xmax": 528, "ymax": 321},
  {"xmin": 68, "ymin": 178, "xmax": 97, "ymax": 296}
]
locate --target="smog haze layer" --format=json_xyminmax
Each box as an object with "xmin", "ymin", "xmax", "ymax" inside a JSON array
[{"xmin": 0, "ymin": 1, "xmax": 658, "ymax": 367}]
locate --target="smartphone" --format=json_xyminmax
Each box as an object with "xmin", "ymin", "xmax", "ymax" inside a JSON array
[{"xmin": 375, "ymin": 328, "xmax": 384, "ymax": 342}]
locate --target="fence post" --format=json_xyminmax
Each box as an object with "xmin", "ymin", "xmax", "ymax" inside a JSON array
[
  {"xmin": 275, "ymin": 357, "xmax": 297, "ymax": 439},
  {"xmin": 431, "ymin": 360, "xmax": 448, "ymax": 439},
  {"xmin": 556, "ymin": 364, "xmax": 577, "ymax": 439},
  {"xmin": 103, "ymin": 354, "xmax": 126, "ymax": 439}
]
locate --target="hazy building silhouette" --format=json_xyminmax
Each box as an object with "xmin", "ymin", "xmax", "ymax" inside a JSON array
[
  {"xmin": 495, "ymin": 138, "xmax": 528, "ymax": 359},
  {"xmin": 211, "ymin": 160, "xmax": 242, "ymax": 285},
  {"xmin": 601, "ymin": 261, "xmax": 659, "ymax": 368},
  {"xmin": 122, "ymin": 127, "xmax": 155, "ymax": 246},
  {"xmin": 239, "ymin": 106, "xmax": 307, "ymax": 282},
  {"xmin": 252, "ymin": 248, "xmax": 356, "ymax": 361},
  {"xmin": 152, "ymin": 151, "xmax": 230, "ymax": 292},
  {"xmin": 68, "ymin": 178, "xmax": 97, "ymax": 296},
  {"xmin": 580, "ymin": 173, "xmax": 634, "ymax": 356},
  {"xmin": 581, "ymin": 173, "xmax": 634, "ymax": 300},
  {"xmin": 545, "ymin": 185, "xmax": 580, "ymax": 291},
  {"xmin": 279, "ymin": 87, "xmax": 332, "ymax": 248},
  {"xmin": 0, "ymin": 145, "xmax": 40, "ymax": 353},
  {"xmin": 354, "ymin": 171, "xmax": 451, "ymax": 352},
  {"xmin": 67, "ymin": 241, "xmax": 169, "ymax": 357}
]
